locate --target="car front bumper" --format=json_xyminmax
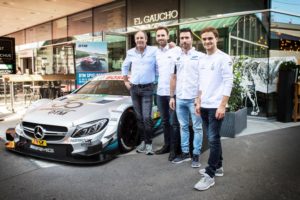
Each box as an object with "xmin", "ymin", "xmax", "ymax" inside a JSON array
[{"xmin": 5, "ymin": 128, "xmax": 117, "ymax": 164}]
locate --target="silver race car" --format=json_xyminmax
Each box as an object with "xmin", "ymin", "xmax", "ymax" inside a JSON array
[{"xmin": 5, "ymin": 73, "xmax": 161, "ymax": 164}]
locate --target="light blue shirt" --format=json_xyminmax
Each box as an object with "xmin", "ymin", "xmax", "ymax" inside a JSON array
[{"xmin": 122, "ymin": 46, "xmax": 157, "ymax": 85}]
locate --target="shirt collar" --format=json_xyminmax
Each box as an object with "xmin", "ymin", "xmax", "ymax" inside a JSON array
[
  {"xmin": 158, "ymin": 44, "xmax": 169, "ymax": 52},
  {"xmin": 135, "ymin": 45, "xmax": 148, "ymax": 54},
  {"xmin": 181, "ymin": 47, "xmax": 195, "ymax": 55}
]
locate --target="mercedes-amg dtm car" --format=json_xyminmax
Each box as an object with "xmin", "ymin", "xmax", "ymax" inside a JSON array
[{"xmin": 5, "ymin": 73, "xmax": 161, "ymax": 164}]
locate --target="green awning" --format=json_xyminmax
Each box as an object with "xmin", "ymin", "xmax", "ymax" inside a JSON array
[{"xmin": 180, "ymin": 16, "xmax": 239, "ymax": 32}]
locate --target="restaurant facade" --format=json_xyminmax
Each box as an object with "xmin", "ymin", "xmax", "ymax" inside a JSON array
[{"xmin": 2, "ymin": 0, "xmax": 300, "ymax": 118}]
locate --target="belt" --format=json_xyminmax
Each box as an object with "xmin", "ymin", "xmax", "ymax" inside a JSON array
[{"xmin": 132, "ymin": 83, "xmax": 153, "ymax": 88}]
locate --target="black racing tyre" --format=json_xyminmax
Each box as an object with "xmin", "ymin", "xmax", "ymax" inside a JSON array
[{"xmin": 117, "ymin": 108, "xmax": 139, "ymax": 153}]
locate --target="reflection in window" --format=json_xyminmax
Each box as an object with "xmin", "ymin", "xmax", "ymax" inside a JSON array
[
  {"xmin": 53, "ymin": 18, "xmax": 68, "ymax": 44},
  {"xmin": 105, "ymin": 34, "xmax": 126, "ymax": 72},
  {"xmin": 36, "ymin": 47, "xmax": 53, "ymax": 74},
  {"xmin": 271, "ymin": 0, "xmax": 300, "ymax": 16},
  {"xmin": 68, "ymin": 10, "xmax": 93, "ymax": 41},
  {"xmin": 180, "ymin": 0, "xmax": 268, "ymax": 23},
  {"xmin": 230, "ymin": 14, "xmax": 268, "ymax": 58},
  {"xmin": 26, "ymin": 22, "xmax": 52, "ymax": 45},
  {"xmin": 6, "ymin": 30, "xmax": 25, "ymax": 45},
  {"xmin": 53, "ymin": 45, "xmax": 74, "ymax": 74},
  {"xmin": 75, "ymin": 80, "xmax": 129, "ymax": 96},
  {"xmin": 180, "ymin": 16, "xmax": 238, "ymax": 53},
  {"xmin": 269, "ymin": 11, "xmax": 300, "ymax": 118},
  {"xmin": 94, "ymin": 1, "xmax": 126, "ymax": 36}
]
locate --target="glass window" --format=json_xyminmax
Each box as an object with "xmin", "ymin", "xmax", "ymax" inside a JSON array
[
  {"xmin": 105, "ymin": 34, "xmax": 126, "ymax": 72},
  {"xmin": 25, "ymin": 22, "xmax": 52, "ymax": 44},
  {"xmin": 94, "ymin": 1, "xmax": 126, "ymax": 36},
  {"xmin": 53, "ymin": 18, "xmax": 68, "ymax": 44},
  {"xmin": 269, "ymin": 11, "xmax": 300, "ymax": 116},
  {"xmin": 75, "ymin": 80, "xmax": 129, "ymax": 96},
  {"xmin": 6, "ymin": 30, "xmax": 25, "ymax": 45},
  {"xmin": 36, "ymin": 46, "xmax": 53, "ymax": 74},
  {"xmin": 68, "ymin": 10, "xmax": 93, "ymax": 41},
  {"xmin": 271, "ymin": 0, "xmax": 300, "ymax": 16},
  {"xmin": 180, "ymin": 17, "xmax": 235, "ymax": 53},
  {"xmin": 180, "ymin": 0, "xmax": 269, "ymax": 22},
  {"xmin": 53, "ymin": 45, "xmax": 75, "ymax": 74}
]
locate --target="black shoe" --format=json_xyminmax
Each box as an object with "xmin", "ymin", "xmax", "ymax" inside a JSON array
[
  {"xmin": 155, "ymin": 145, "xmax": 170, "ymax": 154},
  {"xmin": 172, "ymin": 153, "xmax": 191, "ymax": 164},
  {"xmin": 168, "ymin": 151, "xmax": 176, "ymax": 161}
]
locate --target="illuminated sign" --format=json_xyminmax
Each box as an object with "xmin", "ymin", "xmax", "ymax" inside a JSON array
[
  {"xmin": 133, "ymin": 10, "xmax": 178, "ymax": 26},
  {"xmin": 0, "ymin": 38, "xmax": 14, "ymax": 60},
  {"xmin": 0, "ymin": 37, "xmax": 15, "ymax": 74}
]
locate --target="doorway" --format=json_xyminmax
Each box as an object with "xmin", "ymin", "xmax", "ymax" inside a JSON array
[{"xmin": 20, "ymin": 57, "xmax": 33, "ymax": 74}]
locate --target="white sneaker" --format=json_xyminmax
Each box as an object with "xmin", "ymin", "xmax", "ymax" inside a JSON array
[
  {"xmin": 145, "ymin": 144, "xmax": 154, "ymax": 155},
  {"xmin": 136, "ymin": 141, "xmax": 146, "ymax": 153},
  {"xmin": 199, "ymin": 167, "xmax": 224, "ymax": 177},
  {"xmin": 194, "ymin": 173, "xmax": 215, "ymax": 191}
]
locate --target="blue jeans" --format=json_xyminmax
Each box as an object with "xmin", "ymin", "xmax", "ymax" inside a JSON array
[
  {"xmin": 176, "ymin": 98, "xmax": 203, "ymax": 155},
  {"xmin": 156, "ymin": 95, "xmax": 180, "ymax": 149},
  {"xmin": 201, "ymin": 108, "xmax": 223, "ymax": 178},
  {"xmin": 130, "ymin": 84, "xmax": 154, "ymax": 144}
]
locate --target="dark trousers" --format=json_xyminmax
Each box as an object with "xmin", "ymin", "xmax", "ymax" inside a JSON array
[
  {"xmin": 130, "ymin": 84, "xmax": 154, "ymax": 144},
  {"xmin": 156, "ymin": 95, "xmax": 180, "ymax": 150},
  {"xmin": 201, "ymin": 108, "xmax": 224, "ymax": 178}
]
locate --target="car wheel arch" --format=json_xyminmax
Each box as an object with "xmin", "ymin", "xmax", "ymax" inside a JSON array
[{"xmin": 117, "ymin": 107, "xmax": 139, "ymax": 153}]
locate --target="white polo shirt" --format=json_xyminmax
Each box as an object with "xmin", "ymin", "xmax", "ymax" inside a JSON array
[
  {"xmin": 172, "ymin": 48, "xmax": 205, "ymax": 99},
  {"xmin": 198, "ymin": 49, "xmax": 233, "ymax": 108},
  {"xmin": 156, "ymin": 45, "xmax": 181, "ymax": 96}
]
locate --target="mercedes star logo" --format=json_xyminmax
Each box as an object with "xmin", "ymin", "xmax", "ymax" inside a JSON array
[{"xmin": 34, "ymin": 126, "xmax": 45, "ymax": 139}]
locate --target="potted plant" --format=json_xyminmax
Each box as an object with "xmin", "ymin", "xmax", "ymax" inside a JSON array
[
  {"xmin": 277, "ymin": 61, "xmax": 298, "ymax": 122},
  {"xmin": 220, "ymin": 56, "xmax": 247, "ymax": 138}
]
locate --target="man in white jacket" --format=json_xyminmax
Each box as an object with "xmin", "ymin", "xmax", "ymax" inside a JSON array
[{"xmin": 194, "ymin": 27, "xmax": 233, "ymax": 191}]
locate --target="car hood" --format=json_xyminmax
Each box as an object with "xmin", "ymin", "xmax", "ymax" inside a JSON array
[{"xmin": 22, "ymin": 94, "xmax": 131, "ymax": 127}]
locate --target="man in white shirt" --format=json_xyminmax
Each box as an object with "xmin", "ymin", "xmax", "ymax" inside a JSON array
[
  {"xmin": 169, "ymin": 28, "xmax": 205, "ymax": 168},
  {"xmin": 155, "ymin": 26, "xmax": 181, "ymax": 161},
  {"xmin": 194, "ymin": 27, "xmax": 233, "ymax": 191}
]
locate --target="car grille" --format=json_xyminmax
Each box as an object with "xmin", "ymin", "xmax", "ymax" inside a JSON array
[{"xmin": 22, "ymin": 121, "xmax": 68, "ymax": 141}]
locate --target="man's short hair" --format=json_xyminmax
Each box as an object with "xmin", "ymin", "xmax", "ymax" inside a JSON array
[
  {"xmin": 179, "ymin": 28, "xmax": 193, "ymax": 37},
  {"xmin": 135, "ymin": 30, "xmax": 148, "ymax": 40},
  {"xmin": 200, "ymin": 27, "xmax": 219, "ymax": 38},
  {"xmin": 156, "ymin": 26, "xmax": 169, "ymax": 35}
]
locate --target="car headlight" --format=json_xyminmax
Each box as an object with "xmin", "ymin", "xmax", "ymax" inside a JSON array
[{"xmin": 72, "ymin": 119, "xmax": 108, "ymax": 138}]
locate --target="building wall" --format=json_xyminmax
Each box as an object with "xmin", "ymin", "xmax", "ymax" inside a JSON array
[{"xmin": 4, "ymin": 0, "xmax": 300, "ymax": 118}]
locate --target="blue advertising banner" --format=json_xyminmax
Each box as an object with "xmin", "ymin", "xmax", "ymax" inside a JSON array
[{"xmin": 75, "ymin": 42, "xmax": 108, "ymax": 88}]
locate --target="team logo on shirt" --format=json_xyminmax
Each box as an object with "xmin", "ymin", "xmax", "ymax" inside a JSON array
[{"xmin": 191, "ymin": 56, "xmax": 199, "ymax": 60}]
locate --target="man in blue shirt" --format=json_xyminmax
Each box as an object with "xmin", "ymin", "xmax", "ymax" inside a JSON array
[{"xmin": 122, "ymin": 30, "xmax": 157, "ymax": 155}]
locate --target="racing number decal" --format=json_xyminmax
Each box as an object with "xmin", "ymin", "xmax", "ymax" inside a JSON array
[
  {"xmin": 45, "ymin": 101, "xmax": 84, "ymax": 115},
  {"xmin": 52, "ymin": 101, "xmax": 83, "ymax": 109}
]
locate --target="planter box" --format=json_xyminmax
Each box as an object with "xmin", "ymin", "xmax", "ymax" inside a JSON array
[{"xmin": 220, "ymin": 107, "xmax": 247, "ymax": 138}]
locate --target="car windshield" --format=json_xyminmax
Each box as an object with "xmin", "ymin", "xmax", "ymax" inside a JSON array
[{"xmin": 75, "ymin": 80, "xmax": 130, "ymax": 96}]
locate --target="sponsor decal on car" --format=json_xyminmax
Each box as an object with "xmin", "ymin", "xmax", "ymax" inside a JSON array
[
  {"xmin": 30, "ymin": 145, "xmax": 55, "ymax": 153},
  {"xmin": 39, "ymin": 100, "xmax": 84, "ymax": 115}
]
